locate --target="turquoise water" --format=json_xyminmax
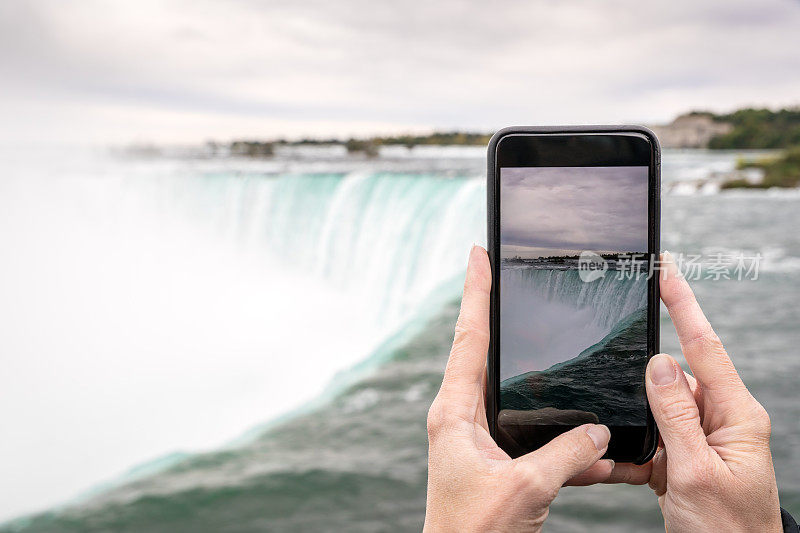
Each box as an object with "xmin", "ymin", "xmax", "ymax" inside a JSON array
[{"xmin": 1, "ymin": 148, "xmax": 799, "ymax": 531}]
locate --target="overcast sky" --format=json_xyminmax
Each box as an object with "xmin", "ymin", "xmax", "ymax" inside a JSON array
[
  {"xmin": 1, "ymin": 0, "xmax": 799, "ymax": 144},
  {"xmin": 501, "ymin": 166, "xmax": 648, "ymax": 254}
]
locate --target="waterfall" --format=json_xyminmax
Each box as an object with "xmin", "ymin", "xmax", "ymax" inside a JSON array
[
  {"xmin": 177, "ymin": 171, "xmax": 486, "ymax": 326},
  {"xmin": 501, "ymin": 267, "xmax": 647, "ymax": 331},
  {"xmin": 499, "ymin": 266, "xmax": 647, "ymax": 379},
  {"xmin": 0, "ymin": 163, "xmax": 487, "ymax": 521}
]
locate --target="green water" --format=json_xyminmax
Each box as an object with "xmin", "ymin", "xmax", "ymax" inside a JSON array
[{"xmin": 3, "ymin": 150, "xmax": 799, "ymax": 532}]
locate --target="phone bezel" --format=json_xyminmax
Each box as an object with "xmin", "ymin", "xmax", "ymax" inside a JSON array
[{"xmin": 486, "ymin": 126, "xmax": 660, "ymax": 464}]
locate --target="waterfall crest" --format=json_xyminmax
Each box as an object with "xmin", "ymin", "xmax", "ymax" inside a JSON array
[{"xmin": 501, "ymin": 267, "xmax": 647, "ymax": 331}]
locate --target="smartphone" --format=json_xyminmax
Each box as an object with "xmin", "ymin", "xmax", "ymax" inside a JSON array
[{"xmin": 486, "ymin": 126, "xmax": 660, "ymax": 464}]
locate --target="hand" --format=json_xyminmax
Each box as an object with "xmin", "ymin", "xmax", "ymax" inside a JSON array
[
  {"xmin": 424, "ymin": 246, "xmax": 614, "ymax": 532},
  {"xmin": 611, "ymin": 252, "xmax": 782, "ymax": 532}
]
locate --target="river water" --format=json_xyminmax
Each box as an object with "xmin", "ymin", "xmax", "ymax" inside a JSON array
[{"xmin": 1, "ymin": 145, "xmax": 798, "ymax": 531}]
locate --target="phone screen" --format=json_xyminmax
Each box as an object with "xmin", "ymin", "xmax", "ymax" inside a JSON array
[{"xmin": 491, "ymin": 131, "xmax": 658, "ymax": 462}]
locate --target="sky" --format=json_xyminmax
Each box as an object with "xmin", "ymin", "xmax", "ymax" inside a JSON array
[
  {"xmin": 500, "ymin": 166, "xmax": 648, "ymax": 255},
  {"xmin": 1, "ymin": 0, "xmax": 800, "ymax": 144}
]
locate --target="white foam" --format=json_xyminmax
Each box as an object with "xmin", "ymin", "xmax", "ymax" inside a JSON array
[{"xmin": 0, "ymin": 154, "xmax": 485, "ymax": 522}]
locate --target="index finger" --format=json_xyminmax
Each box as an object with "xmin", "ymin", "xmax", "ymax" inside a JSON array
[
  {"xmin": 440, "ymin": 245, "xmax": 492, "ymax": 398},
  {"xmin": 603, "ymin": 462, "xmax": 652, "ymax": 485},
  {"xmin": 659, "ymin": 252, "xmax": 748, "ymax": 405}
]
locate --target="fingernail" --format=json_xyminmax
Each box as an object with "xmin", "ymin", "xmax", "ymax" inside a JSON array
[
  {"xmin": 661, "ymin": 251, "xmax": 683, "ymax": 279},
  {"xmin": 603, "ymin": 459, "xmax": 615, "ymax": 470},
  {"xmin": 586, "ymin": 424, "xmax": 611, "ymax": 450},
  {"xmin": 650, "ymin": 354, "xmax": 676, "ymax": 386}
]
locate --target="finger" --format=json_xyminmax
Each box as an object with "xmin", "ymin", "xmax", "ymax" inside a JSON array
[
  {"xmin": 646, "ymin": 353, "xmax": 709, "ymax": 464},
  {"xmin": 684, "ymin": 371, "xmax": 705, "ymax": 423},
  {"xmin": 476, "ymin": 367, "xmax": 489, "ymax": 431},
  {"xmin": 649, "ymin": 447, "xmax": 667, "ymax": 496},
  {"xmin": 514, "ymin": 424, "xmax": 610, "ymax": 489},
  {"xmin": 440, "ymin": 245, "xmax": 492, "ymax": 399},
  {"xmin": 564, "ymin": 459, "xmax": 615, "ymax": 486},
  {"xmin": 659, "ymin": 252, "xmax": 748, "ymax": 406},
  {"xmin": 684, "ymin": 371, "xmax": 698, "ymax": 396},
  {"xmin": 603, "ymin": 462, "xmax": 652, "ymax": 485}
]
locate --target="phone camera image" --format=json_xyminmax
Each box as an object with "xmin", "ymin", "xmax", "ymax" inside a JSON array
[{"xmin": 495, "ymin": 162, "xmax": 653, "ymax": 459}]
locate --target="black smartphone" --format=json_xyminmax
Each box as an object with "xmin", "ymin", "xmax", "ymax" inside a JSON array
[{"xmin": 486, "ymin": 126, "xmax": 660, "ymax": 464}]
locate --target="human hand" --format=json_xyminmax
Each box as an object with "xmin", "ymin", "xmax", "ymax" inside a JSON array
[
  {"xmin": 611, "ymin": 252, "xmax": 782, "ymax": 532},
  {"xmin": 424, "ymin": 246, "xmax": 614, "ymax": 532}
]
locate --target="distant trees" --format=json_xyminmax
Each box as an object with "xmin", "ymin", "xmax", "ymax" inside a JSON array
[
  {"xmin": 223, "ymin": 108, "xmax": 800, "ymax": 160},
  {"xmin": 344, "ymin": 139, "xmax": 379, "ymax": 157},
  {"xmin": 374, "ymin": 132, "xmax": 492, "ymax": 148},
  {"xmin": 722, "ymin": 146, "xmax": 800, "ymax": 189},
  {"xmin": 230, "ymin": 141, "xmax": 274, "ymax": 157},
  {"xmin": 226, "ymin": 131, "xmax": 493, "ymax": 158},
  {"xmin": 708, "ymin": 107, "xmax": 800, "ymax": 149},
  {"xmin": 705, "ymin": 107, "xmax": 800, "ymax": 188}
]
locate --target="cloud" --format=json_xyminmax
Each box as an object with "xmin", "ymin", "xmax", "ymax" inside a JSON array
[
  {"xmin": 0, "ymin": 0, "xmax": 799, "ymax": 142},
  {"xmin": 500, "ymin": 166, "xmax": 648, "ymax": 252}
]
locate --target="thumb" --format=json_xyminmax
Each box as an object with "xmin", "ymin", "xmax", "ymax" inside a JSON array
[
  {"xmin": 646, "ymin": 353, "xmax": 708, "ymax": 463},
  {"xmin": 513, "ymin": 424, "xmax": 611, "ymax": 490}
]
